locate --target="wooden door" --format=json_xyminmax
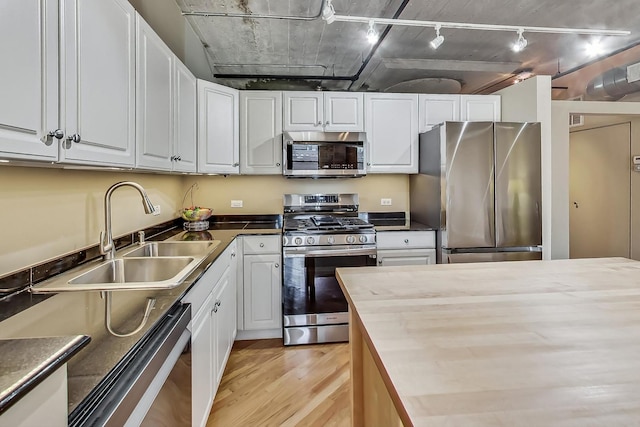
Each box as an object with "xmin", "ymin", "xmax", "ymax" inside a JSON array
[{"xmin": 570, "ymin": 122, "xmax": 631, "ymax": 258}]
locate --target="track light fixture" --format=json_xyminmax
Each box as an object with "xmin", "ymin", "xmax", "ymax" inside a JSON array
[
  {"xmin": 366, "ymin": 20, "xmax": 379, "ymax": 44},
  {"xmin": 512, "ymin": 29, "xmax": 528, "ymax": 52},
  {"xmin": 430, "ymin": 25, "xmax": 444, "ymax": 49},
  {"xmin": 321, "ymin": 0, "xmax": 336, "ymax": 24}
]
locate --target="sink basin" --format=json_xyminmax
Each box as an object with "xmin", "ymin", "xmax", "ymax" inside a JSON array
[
  {"xmin": 32, "ymin": 257, "xmax": 200, "ymax": 293},
  {"xmin": 122, "ymin": 241, "xmax": 220, "ymax": 258}
]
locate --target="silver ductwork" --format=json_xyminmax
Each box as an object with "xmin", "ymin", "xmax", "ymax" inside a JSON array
[{"xmin": 586, "ymin": 62, "xmax": 640, "ymax": 100}]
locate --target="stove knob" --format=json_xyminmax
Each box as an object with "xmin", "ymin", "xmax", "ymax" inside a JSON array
[
  {"xmin": 346, "ymin": 235, "xmax": 356, "ymax": 244},
  {"xmin": 306, "ymin": 236, "xmax": 315, "ymax": 245},
  {"xmin": 359, "ymin": 235, "xmax": 368, "ymax": 243},
  {"xmin": 327, "ymin": 236, "xmax": 335, "ymax": 244},
  {"xmin": 294, "ymin": 237, "xmax": 303, "ymax": 245}
]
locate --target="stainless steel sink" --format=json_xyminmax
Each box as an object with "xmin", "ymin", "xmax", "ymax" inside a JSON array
[
  {"xmin": 121, "ymin": 241, "xmax": 220, "ymax": 258},
  {"xmin": 69, "ymin": 258, "xmax": 194, "ymax": 286}
]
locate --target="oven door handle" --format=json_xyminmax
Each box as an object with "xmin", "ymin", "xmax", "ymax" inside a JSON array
[{"xmin": 284, "ymin": 247, "xmax": 377, "ymax": 258}]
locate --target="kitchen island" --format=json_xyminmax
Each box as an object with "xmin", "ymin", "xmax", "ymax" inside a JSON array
[{"xmin": 336, "ymin": 258, "xmax": 640, "ymax": 426}]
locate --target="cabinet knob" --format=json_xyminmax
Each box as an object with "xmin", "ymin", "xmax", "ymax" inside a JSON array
[
  {"xmin": 378, "ymin": 259, "xmax": 382, "ymax": 265},
  {"xmin": 325, "ymin": 121, "xmax": 330, "ymax": 125},
  {"xmin": 176, "ymin": 155, "xmax": 182, "ymax": 161},
  {"xmin": 233, "ymin": 162, "xmax": 239, "ymax": 167},
  {"xmin": 231, "ymin": 251, "xmax": 236, "ymax": 257},
  {"xmin": 367, "ymin": 162, "xmax": 371, "ymax": 166},
  {"xmin": 260, "ymin": 243, "xmax": 264, "ymax": 248},
  {"xmin": 41, "ymin": 129, "xmax": 64, "ymax": 146},
  {"xmin": 67, "ymin": 133, "xmax": 81, "ymax": 143},
  {"xmin": 274, "ymin": 263, "xmax": 280, "ymax": 268},
  {"xmin": 276, "ymin": 162, "xmax": 281, "ymax": 167},
  {"xmin": 315, "ymin": 121, "xmax": 322, "ymax": 126},
  {"xmin": 404, "ymin": 239, "xmax": 409, "ymax": 244}
]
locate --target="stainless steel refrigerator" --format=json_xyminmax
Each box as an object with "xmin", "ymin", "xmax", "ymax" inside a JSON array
[{"xmin": 410, "ymin": 121, "xmax": 542, "ymax": 263}]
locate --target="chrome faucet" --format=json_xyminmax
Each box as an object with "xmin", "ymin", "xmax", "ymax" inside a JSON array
[{"xmin": 100, "ymin": 181, "xmax": 157, "ymax": 260}]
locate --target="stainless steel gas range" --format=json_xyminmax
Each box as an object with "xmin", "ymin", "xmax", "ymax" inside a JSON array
[{"xmin": 282, "ymin": 193, "xmax": 377, "ymax": 346}]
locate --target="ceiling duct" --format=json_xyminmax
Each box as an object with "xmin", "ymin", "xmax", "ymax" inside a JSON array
[{"xmin": 586, "ymin": 62, "xmax": 640, "ymax": 100}]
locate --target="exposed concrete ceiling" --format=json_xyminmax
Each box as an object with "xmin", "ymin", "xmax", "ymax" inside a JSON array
[{"xmin": 175, "ymin": 0, "xmax": 640, "ymax": 96}]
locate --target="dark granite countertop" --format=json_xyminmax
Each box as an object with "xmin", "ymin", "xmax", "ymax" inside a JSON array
[
  {"xmin": 0, "ymin": 335, "xmax": 90, "ymax": 414},
  {"xmin": 0, "ymin": 218, "xmax": 281, "ymax": 417}
]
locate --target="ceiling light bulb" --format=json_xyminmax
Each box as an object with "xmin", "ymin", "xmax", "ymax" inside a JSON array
[
  {"xmin": 366, "ymin": 20, "xmax": 379, "ymax": 44},
  {"xmin": 430, "ymin": 25, "xmax": 444, "ymax": 49},
  {"xmin": 321, "ymin": 0, "xmax": 336, "ymax": 24},
  {"xmin": 586, "ymin": 40, "xmax": 604, "ymax": 57},
  {"xmin": 512, "ymin": 29, "xmax": 527, "ymax": 52}
]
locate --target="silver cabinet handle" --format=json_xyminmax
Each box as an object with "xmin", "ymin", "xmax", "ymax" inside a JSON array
[
  {"xmin": 260, "ymin": 243, "xmax": 264, "ymax": 248},
  {"xmin": 367, "ymin": 162, "xmax": 371, "ymax": 166},
  {"xmin": 67, "ymin": 133, "xmax": 81, "ymax": 143},
  {"xmin": 171, "ymin": 155, "xmax": 182, "ymax": 162},
  {"xmin": 231, "ymin": 251, "xmax": 236, "ymax": 257},
  {"xmin": 276, "ymin": 162, "xmax": 281, "ymax": 167},
  {"xmin": 233, "ymin": 162, "xmax": 239, "ymax": 167},
  {"xmin": 325, "ymin": 121, "xmax": 330, "ymax": 125},
  {"xmin": 41, "ymin": 129, "xmax": 64, "ymax": 146},
  {"xmin": 274, "ymin": 263, "xmax": 279, "ymax": 268},
  {"xmin": 315, "ymin": 121, "xmax": 322, "ymax": 126},
  {"xmin": 378, "ymin": 259, "xmax": 382, "ymax": 264},
  {"xmin": 404, "ymin": 239, "xmax": 409, "ymax": 244}
]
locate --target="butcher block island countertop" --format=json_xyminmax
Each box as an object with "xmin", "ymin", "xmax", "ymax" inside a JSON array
[{"xmin": 336, "ymin": 258, "xmax": 640, "ymax": 427}]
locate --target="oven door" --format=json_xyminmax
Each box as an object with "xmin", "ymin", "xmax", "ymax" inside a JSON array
[{"xmin": 282, "ymin": 246, "xmax": 376, "ymax": 345}]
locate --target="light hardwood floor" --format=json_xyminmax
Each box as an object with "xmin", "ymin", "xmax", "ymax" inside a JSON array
[{"xmin": 206, "ymin": 339, "xmax": 350, "ymax": 427}]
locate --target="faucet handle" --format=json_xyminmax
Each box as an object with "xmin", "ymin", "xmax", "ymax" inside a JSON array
[{"xmin": 99, "ymin": 230, "xmax": 107, "ymax": 255}]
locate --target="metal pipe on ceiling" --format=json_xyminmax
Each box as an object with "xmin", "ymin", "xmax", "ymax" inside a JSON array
[{"xmin": 182, "ymin": 0, "xmax": 326, "ymax": 21}]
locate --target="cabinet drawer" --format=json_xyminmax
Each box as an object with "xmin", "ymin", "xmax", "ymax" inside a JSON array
[
  {"xmin": 376, "ymin": 231, "xmax": 435, "ymax": 249},
  {"xmin": 242, "ymin": 235, "xmax": 281, "ymax": 254},
  {"xmin": 377, "ymin": 249, "xmax": 436, "ymax": 267}
]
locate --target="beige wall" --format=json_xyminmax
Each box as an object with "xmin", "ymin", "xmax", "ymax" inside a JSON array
[
  {"xmin": 182, "ymin": 175, "xmax": 409, "ymax": 215},
  {"xmin": 0, "ymin": 167, "xmax": 183, "ymax": 275}
]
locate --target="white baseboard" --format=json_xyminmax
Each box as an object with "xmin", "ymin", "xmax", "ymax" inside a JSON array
[{"xmin": 235, "ymin": 329, "xmax": 282, "ymax": 341}]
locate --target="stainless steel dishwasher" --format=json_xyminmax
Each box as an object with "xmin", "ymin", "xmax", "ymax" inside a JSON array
[{"xmin": 69, "ymin": 303, "xmax": 192, "ymax": 427}]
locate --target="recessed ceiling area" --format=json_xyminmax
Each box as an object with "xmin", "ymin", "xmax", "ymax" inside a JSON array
[{"xmin": 176, "ymin": 0, "xmax": 640, "ymax": 97}]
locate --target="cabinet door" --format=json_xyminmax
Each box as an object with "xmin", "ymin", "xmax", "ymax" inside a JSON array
[
  {"xmin": 60, "ymin": 0, "xmax": 136, "ymax": 166},
  {"xmin": 173, "ymin": 60, "xmax": 197, "ymax": 172},
  {"xmin": 198, "ymin": 80, "xmax": 239, "ymax": 174},
  {"xmin": 135, "ymin": 15, "xmax": 173, "ymax": 171},
  {"xmin": 283, "ymin": 92, "xmax": 323, "ymax": 131},
  {"xmin": 243, "ymin": 253, "xmax": 281, "ymax": 330},
  {"xmin": 418, "ymin": 94, "xmax": 460, "ymax": 132},
  {"xmin": 212, "ymin": 266, "xmax": 234, "ymax": 389},
  {"xmin": 0, "ymin": 0, "xmax": 59, "ymax": 161},
  {"xmin": 192, "ymin": 293, "xmax": 214, "ymax": 427},
  {"xmin": 240, "ymin": 91, "xmax": 283, "ymax": 174},
  {"xmin": 324, "ymin": 92, "xmax": 364, "ymax": 132},
  {"xmin": 365, "ymin": 93, "xmax": 418, "ymax": 174},
  {"xmin": 460, "ymin": 95, "xmax": 501, "ymax": 121},
  {"xmin": 377, "ymin": 249, "xmax": 436, "ymax": 267}
]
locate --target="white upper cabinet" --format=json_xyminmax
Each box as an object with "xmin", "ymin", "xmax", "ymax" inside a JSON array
[
  {"xmin": 135, "ymin": 15, "xmax": 197, "ymax": 173},
  {"xmin": 0, "ymin": 0, "xmax": 59, "ymax": 161},
  {"xmin": 324, "ymin": 92, "xmax": 364, "ymax": 132},
  {"xmin": 173, "ymin": 61, "xmax": 197, "ymax": 173},
  {"xmin": 240, "ymin": 91, "xmax": 283, "ymax": 174},
  {"xmin": 460, "ymin": 95, "xmax": 501, "ymax": 121},
  {"xmin": 59, "ymin": 0, "xmax": 136, "ymax": 167},
  {"xmin": 365, "ymin": 93, "xmax": 419, "ymax": 174},
  {"xmin": 283, "ymin": 92, "xmax": 323, "ymax": 131},
  {"xmin": 418, "ymin": 94, "xmax": 460, "ymax": 132},
  {"xmin": 198, "ymin": 80, "xmax": 240, "ymax": 174},
  {"xmin": 135, "ymin": 15, "xmax": 174, "ymax": 171},
  {"xmin": 283, "ymin": 92, "xmax": 364, "ymax": 132}
]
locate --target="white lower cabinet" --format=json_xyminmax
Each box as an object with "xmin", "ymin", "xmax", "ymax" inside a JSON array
[
  {"xmin": 236, "ymin": 235, "xmax": 282, "ymax": 339},
  {"xmin": 182, "ymin": 240, "xmax": 237, "ymax": 427},
  {"xmin": 376, "ymin": 231, "xmax": 436, "ymax": 266},
  {"xmin": 191, "ymin": 292, "xmax": 214, "ymax": 427},
  {"xmin": 0, "ymin": 365, "xmax": 67, "ymax": 427}
]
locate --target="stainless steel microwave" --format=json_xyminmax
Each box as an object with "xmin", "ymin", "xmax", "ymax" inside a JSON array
[{"xmin": 283, "ymin": 132, "xmax": 367, "ymax": 178}]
